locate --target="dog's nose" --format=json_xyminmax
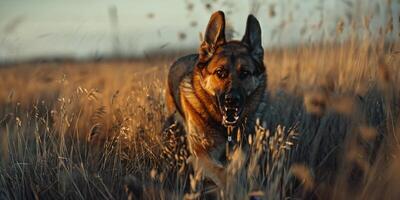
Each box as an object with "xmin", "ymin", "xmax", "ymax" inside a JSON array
[{"xmin": 224, "ymin": 93, "xmax": 240, "ymax": 106}]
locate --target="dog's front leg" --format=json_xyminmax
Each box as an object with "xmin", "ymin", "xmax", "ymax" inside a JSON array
[
  {"xmin": 187, "ymin": 123, "xmax": 226, "ymax": 188},
  {"xmin": 190, "ymin": 149, "xmax": 226, "ymax": 188}
]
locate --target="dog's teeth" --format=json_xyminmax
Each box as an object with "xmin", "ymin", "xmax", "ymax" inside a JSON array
[
  {"xmin": 234, "ymin": 116, "xmax": 239, "ymax": 120},
  {"xmin": 225, "ymin": 107, "xmax": 228, "ymax": 111}
]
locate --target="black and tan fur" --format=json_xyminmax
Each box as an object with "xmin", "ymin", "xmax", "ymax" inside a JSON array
[{"xmin": 165, "ymin": 11, "xmax": 267, "ymax": 187}]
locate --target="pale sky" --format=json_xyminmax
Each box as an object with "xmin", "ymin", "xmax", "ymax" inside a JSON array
[{"xmin": 0, "ymin": 0, "xmax": 398, "ymax": 62}]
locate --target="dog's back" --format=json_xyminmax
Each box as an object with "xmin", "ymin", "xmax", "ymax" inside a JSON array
[{"xmin": 166, "ymin": 54, "xmax": 198, "ymax": 117}]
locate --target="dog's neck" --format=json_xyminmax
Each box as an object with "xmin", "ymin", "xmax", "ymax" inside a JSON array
[
  {"xmin": 179, "ymin": 70, "xmax": 223, "ymax": 130},
  {"xmin": 193, "ymin": 70, "xmax": 223, "ymax": 121}
]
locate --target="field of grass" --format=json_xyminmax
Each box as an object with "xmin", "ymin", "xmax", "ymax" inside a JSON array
[{"xmin": 0, "ymin": 33, "xmax": 399, "ymax": 199}]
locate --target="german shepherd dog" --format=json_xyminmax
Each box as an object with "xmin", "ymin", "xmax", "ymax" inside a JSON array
[{"xmin": 165, "ymin": 11, "xmax": 267, "ymax": 188}]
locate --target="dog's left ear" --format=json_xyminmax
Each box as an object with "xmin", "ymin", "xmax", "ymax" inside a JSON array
[
  {"xmin": 242, "ymin": 15, "xmax": 264, "ymax": 70},
  {"xmin": 198, "ymin": 11, "xmax": 226, "ymax": 66}
]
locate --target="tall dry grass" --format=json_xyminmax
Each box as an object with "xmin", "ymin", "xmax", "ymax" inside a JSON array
[{"xmin": 1, "ymin": 8, "xmax": 400, "ymax": 199}]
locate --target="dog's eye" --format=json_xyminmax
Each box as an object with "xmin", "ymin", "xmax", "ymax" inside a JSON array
[
  {"xmin": 215, "ymin": 68, "xmax": 228, "ymax": 79},
  {"xmin": 239, "ymin": 70, "xmax": 251, "ymax": 79}
]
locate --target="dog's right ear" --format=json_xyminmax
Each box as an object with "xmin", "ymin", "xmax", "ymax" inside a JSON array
[
  {"xmin": 242, "ymin": 15, "xmax": 264, "ymax": 67},
  {"xmin": 198, "ymin": 11, "xmax": 226, "ymax": 66}
]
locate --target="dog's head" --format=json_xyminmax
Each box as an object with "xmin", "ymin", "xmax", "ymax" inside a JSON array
[{"xmin": 196, "ymin": 11, "xmax": 266, "ymax": 127}]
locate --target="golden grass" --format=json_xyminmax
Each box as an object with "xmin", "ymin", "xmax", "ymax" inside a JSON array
[{"xmin": 0, "ymin": 37, "xmax": 399, "ymax": 199}]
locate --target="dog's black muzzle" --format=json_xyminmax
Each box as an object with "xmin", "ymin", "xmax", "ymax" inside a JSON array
[{"xmin": 218, "ymin": 91, "xmax": 244, "ymax": 127}]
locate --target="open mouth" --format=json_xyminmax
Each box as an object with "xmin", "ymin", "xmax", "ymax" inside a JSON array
[
  {"xmin": 217, "ymin": 92, "xmax": 244, "ymax": 127},
  {"xmin": 221, "ymin": 106, "xmax": 242, "ymax": 127}
]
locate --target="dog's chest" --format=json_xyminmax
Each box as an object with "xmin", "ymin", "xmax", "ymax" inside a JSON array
[{"xmin": 179, "ymin": 76, "xmax": 226, "ymax": 154}]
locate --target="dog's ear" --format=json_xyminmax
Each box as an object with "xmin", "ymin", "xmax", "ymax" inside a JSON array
[
  {"xmin": 242, "ymin": 15, "xmax": 264, "ymax": 71},
  {"xmin": 198, "ymin": 11, "xmax": 226, "ymax": 66}
]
